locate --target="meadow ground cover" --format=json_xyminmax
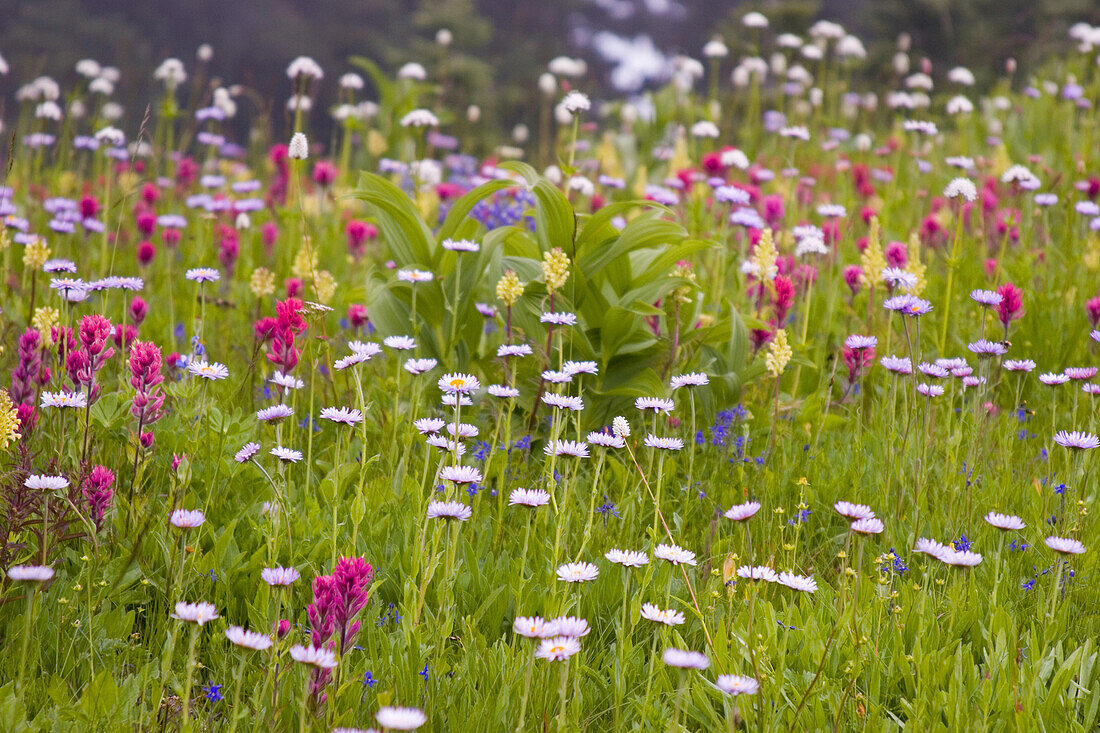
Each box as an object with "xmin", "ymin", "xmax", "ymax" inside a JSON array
[{"xmin": 3, "ymin": 14, "xmax": 1100, "ymax": 732}]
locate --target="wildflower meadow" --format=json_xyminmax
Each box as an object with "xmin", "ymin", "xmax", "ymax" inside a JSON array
[{"xmin": 3, "ymin": 11, "xmax": 1100, "ymax": 732}]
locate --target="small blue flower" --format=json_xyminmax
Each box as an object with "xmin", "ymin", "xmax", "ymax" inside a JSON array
[
  {"xmin": 202, "ymin": 682, "xmax": 223, "ymax": 702},
  {"xmin": 363, "ymin": 671, "xmax": 377, "ymax": 687}
]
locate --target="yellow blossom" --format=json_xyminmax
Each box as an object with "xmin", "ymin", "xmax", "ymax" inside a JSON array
[
  {"xmin": 314, "ymin": 270, "xmax": 337, "ymax": 304},
  {"xmin": 32, "ymin": 307, "xmax": 59, "ymax": 336},
  {"xmin": 23, "ymin": 237, "xmax": 50, "ymax": 270},
  {"xmin": 751, "ymin": 228, "xmax": 778, "ymax": 280},
  {"xmin": 496, "ymin": 270, "xmax": 525, "ymax": 306},
  {"xmin": 292, "ymin": 239, "xmax": 318, "ymax": 280},
  {"xmin": 0, "ymin": 391, "xmax": 21, "ymax": 451},
  {"xmin": 860, "ymin": 217, "xmax": 885, "ymax": 288},
  {"xmin": 765, "ymin": 329, "xmax": 792, "ymax": 377},
  {"xmin": 542, "ymin": 247, "xmax": 570, "ymax": 293},
  {"xmin": 250, "ymin": 267, "xmax": 275, "ymax": 298}
]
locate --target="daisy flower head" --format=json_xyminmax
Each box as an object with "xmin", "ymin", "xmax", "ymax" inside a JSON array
[
  {"xmin": 644, "ymin": 435, "xmax": 684, "ymax": 451},
  {"xmin": 670, "ymin": 372, "xmax": 709, "ymax": 389},
  {"xmin": 542, "ymin": 393, "xmax": 584, "ymax": 411},
  {"xmin": 563, "ymin": 360, "xmax": 598, "ymax": 376},
  {"xmin": 383, "ymin": 335, "xmax": 416, "ymax": 350},
  {"xmin": 440, "ymin": 465, "xmax": 483, "ymax": 485},
  {"xmin": 1045, "ymin": 536, "xmax": 1086, "ymax": 555},
  {"xmin": 441, "ymin": 238, "xmax": 479, "ymax": 253},
  {"xmin": 270, "ymin": 446, "xmax": 303, "ymax": 463},
  {"xmin": 513, "ymin": 616, "xmax": 551, "ymax": 638},
  {"xmin": 883, "ymin": 294, "xmax": 933, "ymax": 316},
  {"xmin": 235, "ymin": 442, "xmax": 261, "ymax": 462},
  {"xmin": 881, "ymin": 267, "xmax": 919, "ymax": 291},
  {"xmin": 188, "ymin": 360, "xmax": 229, "ymax": 380},
  {"xmin": 844, "ymin": 335, "xmax": 877, "ymax": 350},
  {"xmin": 914, "ymin": 538, "xmax": 951, "ymax": 560},
  {"xmin": 546, "ymin": 616, "xmax": 591, "ymax": 638},
  {"xmin": 541, "ymin": 369, "xmax": 573, "ymax": 384},
  {"xmin": 170, "ymin": 509, "xmax": 206, "ymax": 528},
  {"xmin": 984, "ymin": 512, "xmax": 1025, "ymax": 530},
  {"xmin": 225, "ymin": 626, "xmax": 273, "ymax": 651},
  {"xmin": 716, "ymin": 674, "xmax": 760, "ymax": 696},
  {"xmin": 919, "ymin": 363, "xmax": 951, "ymax": 379},
  {"xmin": 487, "ymin": 385, "xmax": 520, "ymax": 399},
  {"xmin": 850, "ymin": 517, "xmax": 885, "ymax": 534},
  {"xmin": 447, "ymin": 422, "xmax": 479, "ymax": 439},
  {"xmin": 261, "ymin": 566, "xmax": 300, "ymax": 586},
  {"xmin": 404, "ymin": 358, "xmax": 438, "ymax": 375},
  {"xmin": 1065, "ymin": 367, "xmax": 1098, "ymax": 380},
  {"xmin": 25, "ymin": 474, "xmax": 70, "ymax": 491},
  {"xmin": 40, "ymin": 391, "xmax": 88, "ymax": 409},
  {"xmin": 185, "ymin": 267, "xmax": 220, "ymax": 283},
  {"xmin": 917, "ymin": 383, "xmax": 945, "ymax": 397},
  {"xmin": 349, "ymin": 341, "xmax": 383, "ymax": 358},
  {"xmin": 557, "ymin": 561, "xmax": 599, "ymax": 582},
  {"xmin": 257, "ymin": 404, "xmax": 294, "ymax": 423},
  {"xmin": 509, "ymin": 487, "xmax": 551, "ymax": 508},
  {"xmin": 425, "ymin": 435, "xmax": 466, "ymax": 456},
  {"xmin": 544, "ymin": 440, "xmax": 589, "ymax": 458},
  {"xmin": 535, "ymin": 636, "xmax": 581, "ymax": 661},
  {"xmin": 654, "ymin": 543, "xmax": 697, "ymax": 566},
  {"xmin": 1003, "ymin": 359, "xmax": 1036, "ymax": 372},
  {"xmin": 612, "ymin": 416, "xmax": 631, "ymax": 438},
  {"xmin": 438, "ymin": 372, "xmax": 480, "ymax": 394},
  {"xmin": 441, "ymin": 393, "xmax": 473, "ymax": 408},
  {"xmin": 320, "ymin": 407, "xmax": 364, "ymax": 425},
  {"xmin": 587, "ymin": 431, "xmax": 625, "ymax": 449},
  {"xmin": 605, "ymin": 549, "xmax": 649, "ymax": 567},
  {"xmin": 880, "ymin": 355, "xmax": 913, "ymax": 374},
  {"xmin": 172, "ymin": 601, "xmax": 219, "ymax": 625},
  {"xmin": 1040, "ymin": 372, "xmax": 1070, "ymax": 386},
  {"xmin": 426, "ymin": 500, "xmax": 473, "ymax": 521},
  {"xmin": 540, "ymin": 312, "xmax": 577, "ymax": 326},
  {"xmin": 940, "ymin": 550, "xmax": 982, "ymax": 567},
  {"xmin": 270, "ymin": 371, "xmax": 304, "ymax": 390},
  {"xmin": 397, "ymin": 269, "xmax": 434, "ymax": 283},
  {"xmin": 662, "ymin": 648, "xmax": 710, "ymax": 670},
  {"xmin": 970, "ymin": 289, "xmax": 1003, "ymax": 307},
  {"xmin": 289, "ymin": 644, "xmax": 338, "ymax": 668},
  {"xmin": 968, "ymin": 340, "xmax": 1008, "ymax": 357},
  {"xmin": 374, "ymin": 707, "xmax": 427, "ymax": 731},
  {"xmin": 7, "ymin": 565, "xmax": 55, "ymax": 583},
  {"xmin": 834, "ymin": 501, "xmax": 875, "ymax": 520},
  {"xmin": 414, "ymin": 418, "xmax": 445, "ymax": 434},
  {"xmin": 635, "ymin": 397, "xmax": 674, "ymax": 413},
  {"xmin": 737, "ymin": 565, "xmax": 779, "ymax": 582},
  {"xmin": 497, "ymin": 343, "xmax": 533, "ymax": 358},
  {"xmin": 1053, "ymin": 430, "xmax": 1100, "ymax": 450},
  {"xmin": 778, "ymin": 572, "xmax": 817, "ymax": 593},
  {"xmin": 640, "ymin": 603, "xmax": 686, "ymax": 626},
  {"xmin": 724, "ymin": 501, "xmax": 761, "ymax": 522}
]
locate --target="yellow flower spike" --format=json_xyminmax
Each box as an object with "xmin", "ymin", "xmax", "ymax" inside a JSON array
[
  {"xmin": 0, "ymin": 391, "xmax": 21, "ymax": 451},
  {"xmin": 23, "ymin": 237, "xmax": 51, "ymax": 270},
  {"xmin": 542, "ymin": 247, "xmax": 570, "ymax": 293},
  {"xmin": 765, "ymin": 329, "xmax": 792, "ymax": 377},
  {"xmin": 751, "ymin": 228, "xmax": 778, "ymax": 281},
  {"xmin": 250, "ymin": 267, "xmax": 276, "ymax": 298},
  {"xmin": 32, "ymin": 307, "xmax": 60, "ymax": 336},
  {"xmin": 496, "ymin": 270, "xmax": 526, "ymax": 306},
  {"xmin": 860, "ymin": 217, "xmax": 885, "ymax": 288},
  {"xmin": 314, "ymin": 270, "xmax": 337, "ymax": 304}
]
